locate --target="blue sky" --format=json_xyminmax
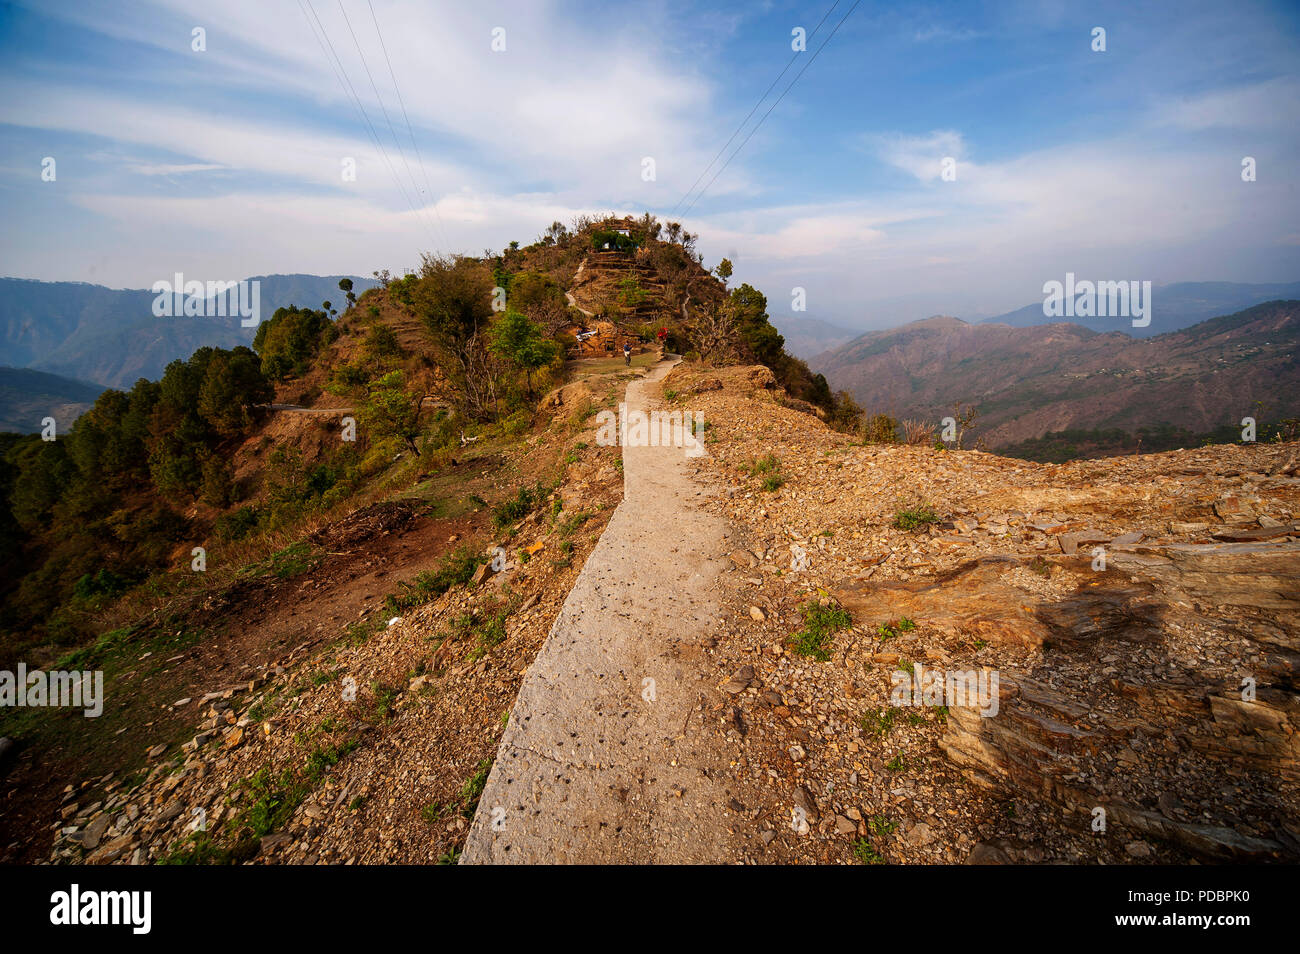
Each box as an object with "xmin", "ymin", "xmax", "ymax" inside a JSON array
[{"xmin": 1, "ymin": 0, "xmax": 1298, "ymax": 329}]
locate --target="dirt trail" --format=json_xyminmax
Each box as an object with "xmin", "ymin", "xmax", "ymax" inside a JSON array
[{"xmin": 463, "ymin": 359, "xmax": 742, "ymax": 863}]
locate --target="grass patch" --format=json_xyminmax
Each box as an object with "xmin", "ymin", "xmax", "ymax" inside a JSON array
[
  {"xmin": 861, "ymin": 707, "xmax": 895, "ymax": 737},
  {"xmin": 874, "ymin": 617, "xmax": 916, "ymax": 641},
  {"xmin": 385, "ymin": 546, "xmax": 483, "ymax": 614},
  {"xmin": 893, "ymin": 504, "xmax": 939, "ymax": 532},
  {"xmin": 266, "ymin": 541, "xmax": 320, "ymax": 579},
  {"xmin": 305, "ymin": 738, "xmax": 359, "ymax": 781},
  {"xmin": 787, "ymin": 600, "xmax": 852, "ymax": 662},
  {"xmin": 492, "ymin": 481, "xmax": 550, "ymax": 529},
  {"xmin": 852, "ymin": 838, "xmax": 885, "ymax": 864}
]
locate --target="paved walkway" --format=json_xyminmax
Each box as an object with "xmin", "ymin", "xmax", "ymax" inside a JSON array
[{"xmin": 462, "ymin": 360, "xmax": 740, "ymax": 863}]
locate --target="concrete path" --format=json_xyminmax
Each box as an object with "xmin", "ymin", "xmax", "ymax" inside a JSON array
[{"xmin": 462, "ymin": 359, "xmax": 740, "ymax": 863}]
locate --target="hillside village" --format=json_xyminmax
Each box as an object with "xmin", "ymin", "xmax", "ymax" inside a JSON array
[{"xmin": 0, "ymin": 215, "xmax": 1296, "ymax": 866}]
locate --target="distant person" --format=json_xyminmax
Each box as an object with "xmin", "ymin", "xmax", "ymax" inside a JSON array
[{"xmin": 623, "ymin": 341, "xmax": 632, "ymax": 366}]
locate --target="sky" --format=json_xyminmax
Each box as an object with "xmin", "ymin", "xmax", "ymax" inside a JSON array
[{"xmin": 1, "ymin": 0, "xmax": 1298, "ymax": 330}]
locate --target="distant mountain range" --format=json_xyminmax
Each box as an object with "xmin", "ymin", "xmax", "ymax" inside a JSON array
[
  {"xmin": 978, "ymin": 280, "xmax": 1300, "ymax": 338},
  {"xmin": 814, "ymin": 300, "xmax": 1300, "ymax": 448},
  {"xmin": 770, "ymin": 315, "xmax": 861, "ymax": 360},
  {"xmin": 0, "ymin": 366, "xmax": 106, "ymax": 434},
  {"xmin": 0, "ymin": 274, "xmax": 377, "ymax": 389}
]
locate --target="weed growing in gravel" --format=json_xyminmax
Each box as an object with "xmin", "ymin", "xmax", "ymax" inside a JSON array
[
  {"xmin": 788, "ymin": 600, "xmax": 852, "ymax": 661},
  {"xmin": 558, "ymin": 510, "xmax": 591, "ymax": 537},
  {"xmin": 886, "ymin": 753, "xmax": 908, "ymax": 772},
  {"xmin": 459, "ymin": 759, "xmax": 492, "ymax": 819},
  {"xmin": 893, "ymin": 504, "xmax": 939, "ymax": 531},
  {"xmin": 743, "ymin": 454, "xmax": 784, "ymax": 491},
  {"xmin": 861, "ymin": 707, "xmax": 895, "ymax": 737},
  {"xmin": 370, "ymin": 681, "xmax": 400, "ymax": 722},
  {"xmin": 875, "ymin": 617, "xmax": 916, "ymax": 641},
  {"xmin": 868, "ymin": 815, "xmax": 897, "ymax": 837},
  {"xmin": 305, "ymin": 739, "xmax": 359, "ymax": 781},
  {"xmin": 464, "ymin": 610, "xmax": 508, "ymax": 661},
  {"xmin": 852, "ymin": 837, "xmax": 885, "ymax": 864}
]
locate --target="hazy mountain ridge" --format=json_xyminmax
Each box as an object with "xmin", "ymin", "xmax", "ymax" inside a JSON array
[
  {"xmin": 980, "ymin": 280, "xmax": 1300, "ymax": 338},
  {"xmin": 769, "ymin": 315, "xmax": 861, "ymax": 360},
  {"xmin": 0, "ymin": 274, "xmax": 378, "ymax": 389},
  {"xmin": 815, "ymin": 300, "xmax": 1300, "ymax": 447}
]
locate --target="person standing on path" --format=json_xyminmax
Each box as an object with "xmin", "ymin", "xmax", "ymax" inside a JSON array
[{"xmin": 623, "ymin": 341, "xmax": 632, "ymax": 366}]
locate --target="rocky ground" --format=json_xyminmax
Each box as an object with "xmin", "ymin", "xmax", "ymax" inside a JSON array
[{"xmin": 659, "ymin": 363, "xmax": 1299, "ymax": 864}]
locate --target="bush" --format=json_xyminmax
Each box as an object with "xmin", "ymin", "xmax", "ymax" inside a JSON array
[
  {"xmin": 385, "ymin": 546, "xmax": 483, "ymax": 613},
  {"xmin": 862, "ymin": 413, "xmax": 899, "ymax": 444},
  {"xmin": 491, "ymin": 482, "xmax": 548, "ymax": 528},
  {"xmin": 788, "ymin": 600, "xmax": 852, "ymax": 661},
  {"xmin": 893, "ymin": 504, "xmax": 939, "ymax": 531}
]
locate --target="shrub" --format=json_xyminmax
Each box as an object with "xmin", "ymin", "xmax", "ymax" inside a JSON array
[
  {"xmin": 862, "ymin": 413, "xmax": 899, "ymax": 444},
  {"xmin": 901, "ymin": 419, "xmax": 934, "ymax": 445},
  {"xmin": 893, "ymin": 505, "xmax": 939, "ymax": 531},
  {"xmin": 788, "ymin": 600, "xmax": 852, "ymax": 661}
]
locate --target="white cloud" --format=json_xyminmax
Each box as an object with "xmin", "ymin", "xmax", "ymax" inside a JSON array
[{"xmin": 868, "ymin": 130, "xmax": 969, "ymax": 181}]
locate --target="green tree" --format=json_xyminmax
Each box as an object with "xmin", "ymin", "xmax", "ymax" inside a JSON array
[
  {"xmin": 489, "ymin": 311, "xmax": 560, "ymax": 400},
  {"xmin": 715, "ymin": 257, "xmax": 733, "ymax": 287},
  {"xmin": 729, "ymin": 283, "xmax": 785, "ymax": 364},
  {"xmin": 197, "ymin": 347, "xmax": 272, "ymax": 436},
  {"xmin": 360, "ymin": 370, "xmax": 424, "ymax": 455},
  {"xmin": 253, "ymin": 305, "xmax": 337, "ymax": 380}
]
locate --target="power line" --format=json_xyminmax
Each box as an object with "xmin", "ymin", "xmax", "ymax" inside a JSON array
[
  {"xmin": 366, "ymin": 0, "xmax": 453, "ymax": 252},
  {"xmin": 335, "ymin": 0, "xmax": 447, "ymax": 251},
  {"xmin": 670, "ymin": 0, "xmax": 841, "ymax": 218},
  {"xmin": 298, "ymin": 0, "xmax": 440, "ymax": 251},
  {"xmin": 679, "ymin": 0, "xmax": 862, "ymax": 219}
]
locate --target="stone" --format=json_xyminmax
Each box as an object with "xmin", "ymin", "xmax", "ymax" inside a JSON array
[
  {"xmin": 905, "ymin": 822, "xmax": 936, "ymax": 846},
  {"xmin": 1213, "ymin": 497, "xmax": 1255, "ymax": 522},
  {"xmin": 1057, "ymin": 530, "xmax": 1110, "ymax": 555},
  {"xmin": 748, "ymin": 605, "xmax": 766, "ymax": 621},
  {"xmin": 721, "ymin": 665, "xmax": 755, "ymax": 694},
  {"xmin": 966, "ymin": 843, "xmax": 1011, "ymax": 864},
  {"xmin": 793, "ymin": 785, "xmax": 819, "ymax": 822},
  {"xmin": 82, "ymin": 814, "xmax": 110, "ymax": 851}
]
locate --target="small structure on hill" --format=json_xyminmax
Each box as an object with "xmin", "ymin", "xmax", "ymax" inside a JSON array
[{"xmin": 565, "ymin": 320, "xmax": 637, "ymax": 358}]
